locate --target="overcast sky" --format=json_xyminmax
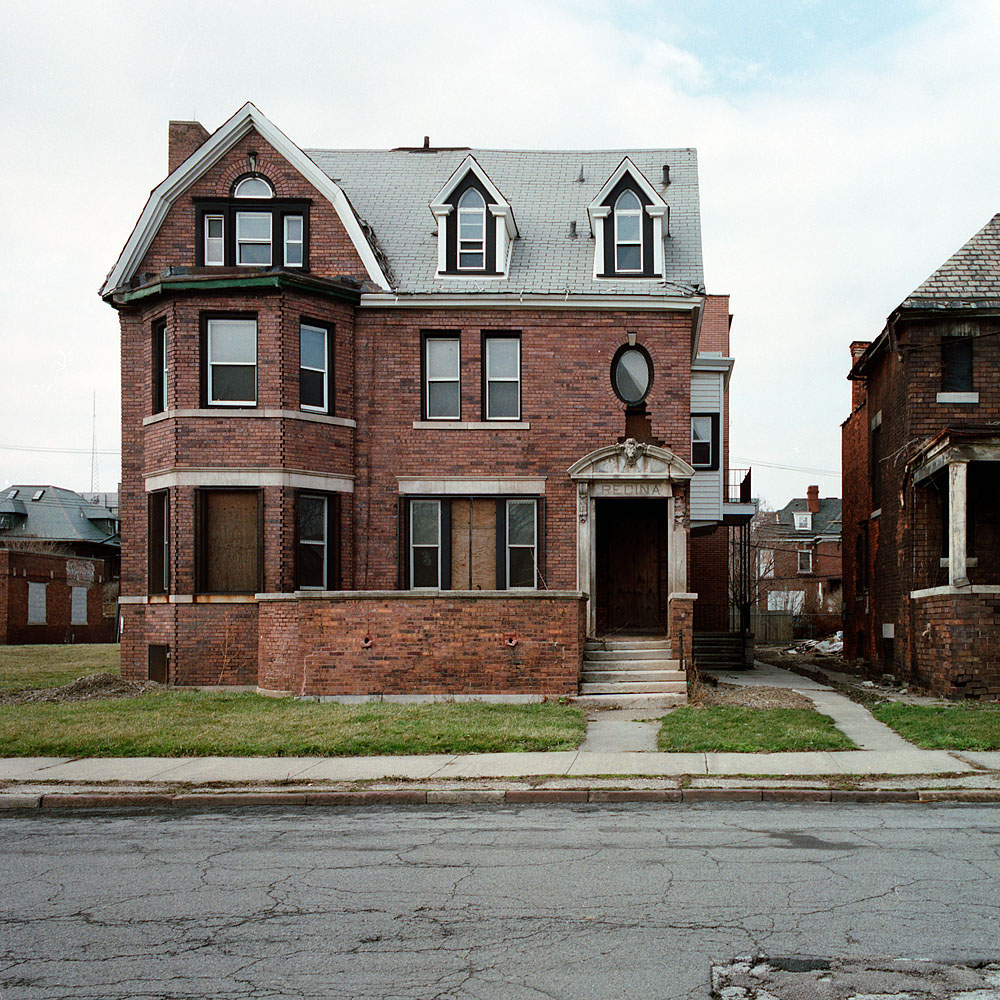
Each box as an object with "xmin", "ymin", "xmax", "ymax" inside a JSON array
[{"xmin": 2, "ymin": 0, "xmax": 998, "ymax": 509}]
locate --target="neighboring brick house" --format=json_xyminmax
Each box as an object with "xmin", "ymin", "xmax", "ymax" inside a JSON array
[
  {"xmin": 0, "ymin": 486, "xmax": 119, "ymax": 643},
  {"xmin": 102, "ymin": 103, "xmax": 752, "ymax": 697},
  {"xmin": 756, "ymin": 487, "xmax": 842, "ymax": 626},
  {"xmin": 843, "ymin": 213, "xmax": 1000, "ymax": 698}
]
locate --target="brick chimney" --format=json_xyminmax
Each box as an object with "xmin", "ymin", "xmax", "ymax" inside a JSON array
[
  {"xmin": 807, "ymin": 485, "xmax": 819, "ymax": 514},
  {"xmin": 849, "ymin": 340, "xmax": 870, "ymax": 410},
  {"xmin": 168, "ymin": 121, "xmax": 210, "ymax": 173}
]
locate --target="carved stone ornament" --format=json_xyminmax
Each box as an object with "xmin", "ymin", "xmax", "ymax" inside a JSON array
[
  {"xmin": 622, "ymin": 438, "xmax": 647, "ymax": 468},
  {"xmin": 577, "ymin": 482, "xmax": 589, "ymax": 522}
]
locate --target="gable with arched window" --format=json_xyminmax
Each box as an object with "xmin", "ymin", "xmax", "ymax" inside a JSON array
[
  {"xmin": 588, "ymin": 157, "xmax": 668, "ymax": 279},
  {"xmin": 194, "ymin": 172, "xmax": 311, "ymax": 269}
]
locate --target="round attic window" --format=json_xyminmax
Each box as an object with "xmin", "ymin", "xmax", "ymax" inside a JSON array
[{"xmin": 611, "ymin": 344, "xmax": 653, "ymax": 405}]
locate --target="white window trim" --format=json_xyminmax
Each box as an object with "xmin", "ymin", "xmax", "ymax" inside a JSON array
[
  {"xmin": 234, "ymin": 176, "xmax": 274, "ymax": 199},
  {"xmin": 613, "ymin": 190, "xmax": 643, "ymax": 274},
  {"xmin": 425, "ymin": 337, "xmax": 461, "ymax": 420},
  {"xmin": 456, "ymin": 189, "xmax": 487, "ymax": 271},
  {"xmin": 410, "ymin": 499, "xmax": 441, "ymax": 590},
  {"xmin": 204, "ymin": 213, "xmax": 225, "ymax": 266},
  {"xmin": 158, "ymin": 322, "xmax": 168, "ymax": 411},
  {"xmin": 298, "ymin": 494, "xmax": 328, "ymax": 590},
  {"xmin": 797, "ymin": 549, "xmax": 813, "ymax": 574},
  {"xmin": 284, "ymin": 215, "xmax": 304, "ymax": 268},
  {"xmin": 506, "ymin": 498, "xmax": 537, "ymax": 591},
  {"xmin": 793, "ymin": 513, "xmax": 812, "ymax": 531},
  {"xmin": 236, "ymin": 211, "xmax": 272, "ymax": 266},
  {"xmin": 299, "ymin": 323, "xmax": 328, "ymax": 413},
  {"xmin": 207, "ymin": 318, "xmax": 257, "ymax": 407},
  {"xmin": 691, "ymin": 415, "xmax": 714, "ymax": 469},
  {"xmin": 485, "ymin": 337, "xmax": 521, "ymax": 421}
]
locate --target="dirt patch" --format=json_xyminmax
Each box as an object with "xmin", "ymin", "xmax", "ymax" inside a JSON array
[
  {"xmin": 691, "ymin": 682, "xmax": 814, "ymax": 710},
  {"xmin": 0, "ymin": 673, "xmax": 160, "ymax": 706}
]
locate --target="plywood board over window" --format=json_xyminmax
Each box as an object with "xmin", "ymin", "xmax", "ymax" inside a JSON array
[
  {"xmin": 450, "ymin": 499, "xmax": 497, "ymax": 590},
  {"xmin": 199, "ymin": 490, "xmax": 260, "ymax": 593}
]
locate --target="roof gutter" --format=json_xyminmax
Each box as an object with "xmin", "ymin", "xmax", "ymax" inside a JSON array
[
  {"xmin": 360, "ymin": 292, "xmax": 703, "ymax": 312},
  {"xmin": 110, "ymin": 272, "xmax": 363, "ymax": 307}
]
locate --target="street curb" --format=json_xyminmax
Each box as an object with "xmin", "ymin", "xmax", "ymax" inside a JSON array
[{"xmin": 3, "ymin": 788, "xmax": 1000, "ymax": 810}]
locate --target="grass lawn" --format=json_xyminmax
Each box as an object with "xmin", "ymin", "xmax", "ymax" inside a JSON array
[
  {"xmin": 0, "ymin": 691, "xmax": 585, "ymax": 757},
  {"xmin": 0, "ymin": 643, "xmax": 119, "ymax": 691},
  {"xmin": 658, "ymin": 705, "xmax": 856, "ymax": 753},
  {"xmin": 873, "ymin": 703, "xmax": 1000, "ymax": 750}
]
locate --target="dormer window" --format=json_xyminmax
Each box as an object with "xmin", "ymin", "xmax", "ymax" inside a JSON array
[
  {"xmin": 194, "ymin": 173, "xmax": 310, "ymax": 270},
  {"xmin": 794, "ymin": 512, "xmax": 812, "ymax": 531},
  {"xmin": 614, "ymin": 190, "xmax": 643, "ymax": 272},
  {"xmin": 457, "ymin": 189, "xmax": 486, "ymax": 270},
  {"xmin": 430, "ymin": 155, "xmax": 517, "ymax": 278},
  {"xmin": 234, "ymin": 175, "xmax": 273, "ymax": 199},
  {"xmin": 588, "ymin": 158, "xmax": 668, "ymax": 279}
]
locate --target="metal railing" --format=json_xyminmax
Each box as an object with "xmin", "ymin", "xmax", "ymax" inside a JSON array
[{"xmin": 726, "ymin": 468, "xmax": 753, "ymax": 504}]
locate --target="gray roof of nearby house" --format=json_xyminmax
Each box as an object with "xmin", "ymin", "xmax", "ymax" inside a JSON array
[
  {"xmin": 902, "ymin": 212, "xmax": 1000, "ymax": 311},
  {"xmin": 761, "ymin": 497, "xmax": 842, "ymax": 542},
  {"xmin": 0, "ymin": 486, "xmax": 120, "ymax": 548},
  {"xmin": 305, "ymin": 148, "xmax": 705, "ymax": 296}
]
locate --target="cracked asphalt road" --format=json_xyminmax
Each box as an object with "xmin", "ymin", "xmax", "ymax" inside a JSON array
[{"xmin": 2, "ymin": 803, "xmax": 999, "ymax": 999}]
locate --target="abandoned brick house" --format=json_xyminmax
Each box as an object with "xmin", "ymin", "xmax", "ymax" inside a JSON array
[
  {"xmin": 843, "ymin": 213, "xmax": 1000, "ymax": 698},
  {"xmin": 102, "ymin": 102, "xmax": 753, "ymax": 698},
  {"xmin": 756, "ymin": 486, "xmax": 842, "ymax": 624}
]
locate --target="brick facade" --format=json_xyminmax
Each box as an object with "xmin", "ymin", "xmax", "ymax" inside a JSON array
[{"xmin": 106, "ymin": 109, "xmax": 745, "ymax": 696}]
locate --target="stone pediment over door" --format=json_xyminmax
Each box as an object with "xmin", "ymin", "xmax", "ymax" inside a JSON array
[{"xmin": 567, "ymin": 439, "xmax": 695, "ymax": 485}]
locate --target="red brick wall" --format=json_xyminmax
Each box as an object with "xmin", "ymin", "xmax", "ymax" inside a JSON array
[
  {"xmin": 668, "ymin": 594, "xmax": 695, "ymax": 670},
  {"xmin": 258, "ymin": 593, "xmax": 586, "ymax": 696},
  {"xmin": 1, "ymin": 550, "xmax": 113, "ymax": 645},
  {"xmin": 690, "ymin": 525, "xmax": 728, "ymax": 630}
]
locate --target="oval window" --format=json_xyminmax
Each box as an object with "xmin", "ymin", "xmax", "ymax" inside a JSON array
[{"xmin": 611, "ymin": 345, "xmax": 653, "ymax": 404}]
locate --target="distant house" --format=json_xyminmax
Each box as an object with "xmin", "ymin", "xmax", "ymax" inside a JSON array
[
  {"xmin": 843, "ymin": 213, "xmax": 1000, "ymax": 698},
  {"xmin": 754, "ymin": 487, "xmax": 842, "ymax": 638},
  {"xmin": 0, "ymin": 486, "xmax": 120, "ymax": 644}
]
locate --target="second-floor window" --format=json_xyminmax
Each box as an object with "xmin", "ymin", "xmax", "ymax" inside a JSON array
[
  {"xmin": 942, "ymin": 336, "xmax": 973, "ymax": 393},
  {"xmin": 152, "ymin": 318, "xmax": 167, "ymax": 414},
  {"xmin": 205, "ymin": 316, "xmax": 257, "ymax": 406},
  {"xmin": 484, "ymin": 336, "xmax": 520, "ymax": 419},
  {"xmin": 797, "ymin": 549, "xmax": 813, "ymax": 573},
  {"xmin": 300, "ymin": 321, "xmax": 332, "ymax": 413},
  {"xmin": 691, "ymin": 413, "xmax": 720, "ymax": 470},
  {"xmin": 423, "ymin": 335, "xmax": 461, "ymax": 419}
]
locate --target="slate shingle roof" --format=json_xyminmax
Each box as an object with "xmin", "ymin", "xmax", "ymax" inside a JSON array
[
  {"xmin": 902, "ymin": 213, "xmax": 1000, "ymax": 311},
  {"xmin": 305, "ymin": 148, "xmax": 704, "ymax": 296},
  {"xmin": 0, "ymin": 486, "xmax": 119, "ymax": 547},
  {"xmin": 760, "ymin": 497, "xmax": 842, "ymax": 543}
]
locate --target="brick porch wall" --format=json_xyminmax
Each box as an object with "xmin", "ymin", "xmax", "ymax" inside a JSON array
[{"xmin": 258, "ymin": 591, "xmax": 587, "ymax": 697}]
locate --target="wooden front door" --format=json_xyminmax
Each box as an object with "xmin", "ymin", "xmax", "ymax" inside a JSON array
[{"xmin": 596, "ymin": 499, "xmax": 667, "ymax": 632}]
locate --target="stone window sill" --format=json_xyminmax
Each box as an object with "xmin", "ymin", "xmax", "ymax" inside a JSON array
[{"xmin": 412, "ymin": 421, "xmax": 530, "ymax": 430}]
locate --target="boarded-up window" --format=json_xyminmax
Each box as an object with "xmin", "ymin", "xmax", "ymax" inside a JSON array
[
  {"xmin": 450, "ymin": 499, "xmax": 497, "ymax": 590},
  {"xmin": 198, "ymin": 490, "xmax": 260, "ymax": 593},
  {"xmin": 71, "ymin": 587, "xmax": 88, "ymax": 625},
  {"xmin": 27, "ymin": 582, "xmax": 46, "ymax": 624},
  {"xmin": 942, "ymin": 336, "xmax": 973, "ymax": 392}
]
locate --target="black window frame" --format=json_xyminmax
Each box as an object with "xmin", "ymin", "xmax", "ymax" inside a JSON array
[
  {"xmin": 299, "ymin": 318, "xmax": 335, "ymax": 415},
  {"xmin": 600, "ymin": 174, "xmax": 656, "ymax": 278},
  {"xmin": 193, "ymin": 197, "xmax": 311, "ymax": 270},
  {"xmin": 295, "ymin": 491, "xmax": 340, "ymax": 591},
  {"xmin": 194, "ymin": 488, "xmax": 263, "ymax": 595},
  {"xmin": 443, "ymin": 174, "xmax": 498, "ymax": 275},
  {"xmin": 147, "ymin": 490, "xmax": 169, "ymax": 595},
  {"xmin": 152, "ymin": 317, "xmax": 167, "ymax": 414},
  {"xmin": 200, "ymin": 311, "xmax": 258, "ymax": 408},
  {"xmin": 941, "ymin": 335, "xmax": 974, "ymax": 393},
  {"xmin": 421, "ymin": 331, "xmax": 462, "ymax": 421},
  {"xmin": 691, "ymin": 412, "xmax": 720, "ymax": 471},
  {"xmin": 481, "ymin": 331, "xmax": 522, "ymax": 421}
]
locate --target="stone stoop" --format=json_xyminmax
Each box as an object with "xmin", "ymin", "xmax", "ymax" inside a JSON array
[{"xmin": 574, "ymin": 636, "xmax": 687, "ymax": 708}]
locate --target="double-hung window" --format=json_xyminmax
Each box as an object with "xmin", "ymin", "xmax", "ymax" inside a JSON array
[
  {"xmin": 236, "ymin": 212, "xmax": 272, "ymax": 265},
  {"xmin": 424, "ymin": 335, "xmax": 460, "ymax": 419},
  {"xmin": 152, "ymin": 319, "xmax": 167, "ymax": 414},
  {"xmin": 797, "ymin": 549, "xmax": 813, "ymax": 574},
  {"xmin": 941, "ymin": 336, "xmax": 973, "ymax": 392},
  {"xmin": 457, "ymin": 188, "xmax": 486, "ymax": 270},
  {"xmin": 284, "ymin": 215, "xmax": 304, "ymax": 267},
  {"xmin": 206, "ymin": 317, "xmax": 257, "ymax": 406},
  {"xmin": 410, "ymin": 499, "xmax": 442, "ymax": 588},
  {"xmin": 204, "ymin": 214, "xmax": 225, "ymax": 266},
  {"xmin": 691, "ymin": 414, "xmax": 719, "ymax": 470},
  {"xmin": 614, "ymin": 190, "xmax": 642, "ymax": 272},
  {"xmin": 300, "ymin": 321, "xmax": 331, "ymax": 413},
  {"xmin": 297, "ymin": 494, "xmax": 329, "ymax": 590},
  {"xmin": 484, "ymin": 335, "xmax": 520, "ymax": 419},
  {"xmin": 505, "ymin": 499, "xmax": 537, "ymax": 589}
]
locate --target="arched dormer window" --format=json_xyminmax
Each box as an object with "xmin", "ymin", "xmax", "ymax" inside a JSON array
[
  {"xmin": 613, "ymin": 190, "xmax": 642, "ymax": 273},
  {"xmin": 233, "ymin": 175, "xmax": 274, "ymax": 198},
  {"xmin": 457, "ymin": 188, "xmax": 486, "ymax": 270}
]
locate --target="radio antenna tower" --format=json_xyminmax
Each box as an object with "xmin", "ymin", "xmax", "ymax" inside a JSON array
[{"xmin": 90, "ymin": 391, "xmax": 99, "ymax": 493}]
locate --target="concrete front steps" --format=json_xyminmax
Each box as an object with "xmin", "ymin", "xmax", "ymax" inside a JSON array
[{"xmin": 574, "ymin": 636, "xmax": 688, "ymax": 708}]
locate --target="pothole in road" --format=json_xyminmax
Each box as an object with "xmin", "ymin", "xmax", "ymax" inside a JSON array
[{"xmin": 711, "ymin": 955, "xmax": 1000, "ymax": 999}]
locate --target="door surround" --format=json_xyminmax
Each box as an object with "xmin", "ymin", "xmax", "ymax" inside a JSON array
[{"xmin": 568, "ymin": 439, "xmax": 694, "ymax": 636}]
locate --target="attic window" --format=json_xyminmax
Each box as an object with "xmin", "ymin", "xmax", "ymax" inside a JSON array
[
  {"xmin": 614, "ymin": 190, "xmax": 643, "ymax": 272},
  {"xmin": 32, "ymin": 490, "xmax": 44, "ymax": 501},
  {"xmin": 233, "ymin": 176, "xmax": 273, "ymax": 198},
  {"xmin": 794, "ymin": 512, "xmax": 812, "ymax": 531},
  {"xmin": 7, "ymin": 489, "xmax": 17, "ymax": 499},
  {"xmin": 457, "ymin": 189, "xmax": 486, "ymax": 270}
]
